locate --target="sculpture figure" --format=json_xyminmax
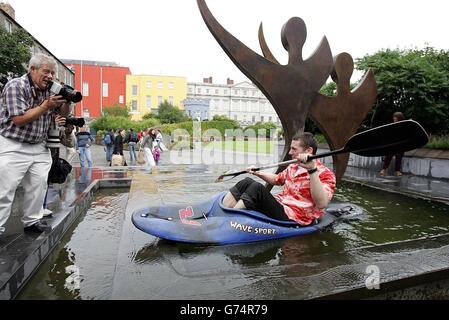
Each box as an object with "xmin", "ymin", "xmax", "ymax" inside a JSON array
[
  {"xmin": 197, "ymin": 0, "xmax": 377, "ymax": 183},
  {"xmin": 197, "ymin": 0, "xmax": 333, "ymax": 163},
  {"xmin": 309, "ymin": 53, "xmax": 377, "ymax": 183}
]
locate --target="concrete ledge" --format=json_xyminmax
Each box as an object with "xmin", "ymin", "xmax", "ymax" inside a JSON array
[
  {"xmin": 317, "ymin": 146, "xmax": 449, "ymax": 180},
  {"xmin": 311, "ymin": 236, "xmax": 449, "ymax": 300},
  {"xmin": 0, "ymin": 176, "xmax": 131, "ymax": 300}
]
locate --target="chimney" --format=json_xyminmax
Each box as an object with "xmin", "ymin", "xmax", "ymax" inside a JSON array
[
  {"xmin": 227, "ymin": 78, "xmax": 234, "ymax": 86},
  {"xmin": 0, "ymin": 2, "xmax": 15, "ymax": 19},
  {"xmin": 209, "ymin": 76, "xmax": 213, "ymax": 84},
  {"xmin": 203, "ymin": 77, "xmax": 209, "ymax": 84}
]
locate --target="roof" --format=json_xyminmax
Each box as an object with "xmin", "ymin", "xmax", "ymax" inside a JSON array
[{"xmin": 61, "ymin": 59, "xmax": 124, "ymax": 68}]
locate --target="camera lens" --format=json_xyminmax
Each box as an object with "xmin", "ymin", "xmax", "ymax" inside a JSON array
[
  {"xmin": 47, "ymin": 127, "xmax": 61, "ymax": 148},
  {"xmin": 65, "ymin": 117, "xmax": 85, "ymax": 127},
  {"xmin": 60, "ymin": 85, "xmax": 83, "ymax": 103},
  {"xmin": 47, "ymin": 81, "xmax": 83, "ymax": 103}
]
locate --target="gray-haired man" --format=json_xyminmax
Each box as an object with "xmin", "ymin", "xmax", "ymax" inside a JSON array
[{"xmin": 0, "ymin": 53, "xmax": 70, "ymax": 235}]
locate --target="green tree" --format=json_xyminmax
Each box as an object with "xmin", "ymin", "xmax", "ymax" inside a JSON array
[
  {"xmin": 142, "ymin": 112, "xmax": 158, "ymax": 120},
  {"xmin": 103, "ymin": 103, "xmax": 130, "ymax": 118},
  {"xmin": 156, "ymin": 100, "xmax": 189, "ymax": 124},
  {"xmin": 356, "ymin": 47, "xmax": 449, "ymax": 135},
  {"xmin": 0, "ymin": 26, "xmax": 33, "ymax": 90},
  {"xmin": 319, "ymin": 82, "xmax": 337, "ymax": 97},
  {"xmin": 89, "ymin": 116, "xmax": 160, "ymax": 133},
  {"xmin": 212, "ymin": 114, "xmax": 239, "ymax": 127}
]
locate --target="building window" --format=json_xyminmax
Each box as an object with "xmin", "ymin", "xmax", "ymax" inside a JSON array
[
  {"xmin": 169, "ymin": 96, "xmax": 174, "ymax": 105},
  {"xmin": 215, "ymin": 89, "xmax": 219, "ymax": 95},
  {"xmin": 158, "ymin": 96, "xmax": 163, "ymax": 106},
  {"xmin": 4, "ymin": 20, "xmax": 12, "ymax": 33},
  {"xmin": 234, "ymin": 115, "xmax": 238, "ymax": 121},
  {"xmin": 158, "ymin": 82, "xmax": 163, "ymax": 89},
  {"xmin": 119, "ymin": 95, "xmax": 124, "ymax": 104},
  {"xmin": 102, "ymin": 83, "xmax": 109, "ymax": 97},
  {"xmin": 206, "ymin": 89, "xmax": 210, "ymax": 94},
  {"xmin": 146, "ymin": 81, "xmax": 152, "ymax": 89},
  {"xmin": 168, "ymin": 82, "xmax": 174, "ymax": 89},
  {"xmin": 146, "ymin": 96, "xmax": 152, "ymax": 108},
  {"xmin": 189, "ymin": 88, "xmax": 193, "ymax": 93},
  {"xmin": 82, "ymin": 82, "xmax": 89, "ymax": 96},
  {"xmin": 269, "ymin": 116, "xmax": 272, "ymax": 122},
  {"xmin": 261, "ymin": 116, "xmax": 265, "ymax": 122},
  {"xmin": 198, "ymin": 88, "xmax": 202, "ymax": 94},
  {"xmin": 131, "ymin": 100, "xmax": 138, "ymax": 111},
  {"xmin": 83, "ymin": 108, "xmax": 90, "ymax": 118},
  {"xmin": 224, "ymin": 90, "xmax": 228, "ymax": 95},
  {"xmin": 132, "ymin": 85, "xmax": 138, "ymax": 96},
  {"xmin": 252, "ymin": 116, "xmax": 256, "ymax": 123},
  {"xmin": 243, "ymin": 90, "xmax": 247, "ymax": 96},
  {"xmin": 234, "ymin": 90, "xmax": 239, "ymax": 95}
]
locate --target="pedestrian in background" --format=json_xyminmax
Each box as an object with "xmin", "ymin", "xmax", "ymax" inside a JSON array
[
  {"xmin": 76, "ymin": 126, "xmax": 93, "ymax": 168},
  {"xmin": 104, "ymin": 128, "xmax": 115, "ymax": 163},
  {"xmin": 380, "ymin": 112, "xmax": 405, "ymax": 177},
  {"xmin": 141, "ymin": 129, "xmax": 156, "ymax": 172},
  {"xmin": 112, "ymin": 129, "xmax": 127, "ymax": 166},
  {"xmin": 126, "ymin": 128, "xmax": 139, "ymax": 165}
]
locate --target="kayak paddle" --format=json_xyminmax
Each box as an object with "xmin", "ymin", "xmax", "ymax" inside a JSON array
[{"xmin": 215, "ymin": 120, "xmax": 429, "ymax": 182}]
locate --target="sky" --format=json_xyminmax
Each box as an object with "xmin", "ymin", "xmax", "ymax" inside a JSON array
[{"xmin": 6, "ymin": 0, "xmax": 449, "ymax": 84}]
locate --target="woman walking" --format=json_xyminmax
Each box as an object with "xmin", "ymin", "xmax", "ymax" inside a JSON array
[{"xmin": 141, "ymin": 129, "xmax": 156, "ymax": 172}]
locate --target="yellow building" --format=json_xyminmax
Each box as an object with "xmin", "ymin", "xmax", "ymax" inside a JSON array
[{"xmin": 126, "ymin": 75, "xmax": 187, "ymax": 121}]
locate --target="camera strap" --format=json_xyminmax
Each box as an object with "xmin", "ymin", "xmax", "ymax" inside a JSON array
[{"xmin": 27, "ymin": 73, "xmax": 37, "ymax": 99}]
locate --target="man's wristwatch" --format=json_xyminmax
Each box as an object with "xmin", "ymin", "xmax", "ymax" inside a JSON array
[{"xmin": 308, "ymin": 167, "xmax": 318, "ymax": 175}]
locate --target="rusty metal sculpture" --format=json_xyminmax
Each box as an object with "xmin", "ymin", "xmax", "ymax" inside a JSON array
[
  {"xmin": 197, "ymin": 0, "xmax": 376, "ymax": 183},
  {"xmin": 309, "ymin": 53, "xmax": 377, "ymax": 183},
  {"xmin": 197, "ymin": 0, "xmax": 333, "ymax": 163}
]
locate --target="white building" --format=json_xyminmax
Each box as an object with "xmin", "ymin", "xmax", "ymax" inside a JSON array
[{"xmin": 187, "ymin": 77, "xmax": 280, "ymax": 126}]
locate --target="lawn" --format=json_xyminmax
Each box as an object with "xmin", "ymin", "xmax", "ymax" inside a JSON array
[{"xmin": 204, "ymin": 140, "xmax": 278, "ymax": 154}]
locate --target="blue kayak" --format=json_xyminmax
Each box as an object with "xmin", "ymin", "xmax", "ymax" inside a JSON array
[{"xmin": 132, "ymin": 192, "xmax": 363, "ymax": 245}]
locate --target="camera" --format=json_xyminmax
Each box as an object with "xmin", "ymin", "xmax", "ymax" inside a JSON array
[
  {"xmin": 65, "ymin": 117, "xmax": 85, "ymax": 128},
  {"xmin": 46, "ymin": 117, "xmax": 85, "ymax": 149},
  {"xmin": 47, "ymin": 80, "xmax": 83, "ymax": 103}
]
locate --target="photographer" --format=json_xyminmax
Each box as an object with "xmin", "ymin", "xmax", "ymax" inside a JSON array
[
  {"xmin": 59, "ymin": 124, "xmax": 77, "ymax": 164},
  {"xmin": 0, "ymin": 53, "xmax": 71, "ymax": 235}
]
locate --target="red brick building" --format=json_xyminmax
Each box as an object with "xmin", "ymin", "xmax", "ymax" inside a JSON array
[{"xmin": 62, "ymin": 60, "xmax": 131, "ymax": 119}]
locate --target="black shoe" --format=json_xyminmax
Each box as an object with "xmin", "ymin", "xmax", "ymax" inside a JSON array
[{"xmin": 24, "ymin": 221, "xmax": 51, "ymax": 233}]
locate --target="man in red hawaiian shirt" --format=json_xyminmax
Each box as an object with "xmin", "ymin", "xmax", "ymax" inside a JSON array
[{"xmin": 223, "ymin": 132, "xmax": 336, "ymax": 226}]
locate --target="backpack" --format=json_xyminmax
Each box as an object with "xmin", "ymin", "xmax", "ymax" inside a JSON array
[
  {"xmin": 129, "ymin": 132, "xmax": 138, "ymax": 143},
  {"xmin": 104, "ymin": 133, "xmax": 112, "ymax": 146}
]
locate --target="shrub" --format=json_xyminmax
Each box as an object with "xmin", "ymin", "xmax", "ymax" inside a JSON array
[
  {"xmin": 89, "ymin": 116, "xmax": 160, "ymax": 132},
  {"xmin": 425, "ymin": 135, "xmax": 449, "ymax": 150}
]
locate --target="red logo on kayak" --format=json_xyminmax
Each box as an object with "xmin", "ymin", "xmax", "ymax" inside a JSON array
[{"xmin": 179, "ymin": 207, "xmax": 201, "ymax": 226}]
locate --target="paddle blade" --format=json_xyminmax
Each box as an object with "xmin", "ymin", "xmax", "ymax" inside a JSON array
[{"xmin": 347, "ymin": 120, "xmax": 429, "ymax": 157}]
